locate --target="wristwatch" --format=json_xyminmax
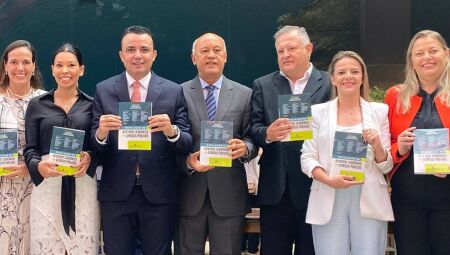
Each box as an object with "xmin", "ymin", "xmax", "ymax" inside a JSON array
[{"xmin": 166, "ymin": 125, "xmax": 179, "ymax": 139}]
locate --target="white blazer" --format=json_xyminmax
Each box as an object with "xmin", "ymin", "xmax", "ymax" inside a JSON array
[{"xmin": 301, "ymin": 98, "xmax": 394, "ymax": 225}]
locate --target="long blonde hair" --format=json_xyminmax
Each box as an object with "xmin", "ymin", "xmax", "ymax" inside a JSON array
[
  {"xmin": 397, "ymin": 30, "xmax": 450, "ymax": 113},
  {"xmin": 328, "ymin": 50, "xmax": 370, "ymax": 100}
]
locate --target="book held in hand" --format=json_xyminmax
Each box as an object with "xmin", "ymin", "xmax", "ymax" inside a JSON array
[
  {"xmin": 413, "ymin": 128, "xmax": 450, "ymax": 174},
  {"xmin": 118, "ymin": 102, "xmax": 152, "ymax": 150},
  {"xmin": 200, "ymin": 121, "xmax": 233, "ymax": 167},
  {"xmin": 278, "ymin": 94, "xmax": 312, "ymax": 142},
  {"xmin": 0, "ymin": 129, "xmax": 18, "ymax": 176},
  {"xmin": 49, "ymin": 126, "xmax": 85, "ymax": 175},
  {"xmin": 332, "ymin": 131, "xmax": 368, "ymax": 182}
]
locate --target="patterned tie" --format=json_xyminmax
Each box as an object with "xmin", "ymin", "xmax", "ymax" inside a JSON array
[
  {"xmin": 131, "ymin": 81, "xmax": 142, "ymax": 103},
  {"xmin": 205, "ymin": 85, "xmax": 216, "ymax": 120}
]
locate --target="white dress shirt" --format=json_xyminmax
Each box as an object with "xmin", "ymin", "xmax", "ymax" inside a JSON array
[{"xmin": 280, "ymin": 62, "xmax": 313, "ymax": 94}]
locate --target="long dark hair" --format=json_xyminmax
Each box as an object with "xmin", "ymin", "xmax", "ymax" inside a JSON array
[{"xmin": 0, "ymin": 40, "xmax": 44, "ymax": 89}]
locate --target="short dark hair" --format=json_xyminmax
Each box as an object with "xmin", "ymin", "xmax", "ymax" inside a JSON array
[
  {"xmin": 121, "ymin": 25, "xmax": 155, "ymax": 49},
  {"xmin": 0, "ymin": 40, "xmax": 43, "ymax": 89},
  {"xmin": 52, "ymin": 43, "xmax": 84, "ymax": 66}
]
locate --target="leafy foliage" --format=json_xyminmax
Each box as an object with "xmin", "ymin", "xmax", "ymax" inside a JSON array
[
  {"xmin": 369, "ymin": 86, "xmax": 386, "ymax": 103},
  {"xmin": 277, "ymin": 0, "xmax": 360, "ymax": 70}
]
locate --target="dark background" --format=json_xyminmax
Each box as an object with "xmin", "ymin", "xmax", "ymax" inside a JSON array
[{"xmin": 1, "ymin": 0, "xmax": 448, "ymax": 95}]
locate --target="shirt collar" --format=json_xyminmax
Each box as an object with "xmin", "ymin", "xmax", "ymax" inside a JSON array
[
  {"xmin": 280, "ymin": 62, "xmax": 313, "ymax": 83},
  {"xmin": 41, "ymin": 88, "xmax": 92, "ymax": 101},
  {"xmin": 125, "ymin": 71, "xmax": 152, "ymax": 90},
  {"xmin": 419, "ymin": 86, "xmax": 439, "ymax": 99},
  {"xmin": 199, "ymin": 75, "xmax": 223, "ymax": 90}
]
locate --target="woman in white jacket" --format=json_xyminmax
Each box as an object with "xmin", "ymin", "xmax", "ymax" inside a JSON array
[{"xmin": 301, "ymin": 51, "xmax": 394, "ymax": 255}]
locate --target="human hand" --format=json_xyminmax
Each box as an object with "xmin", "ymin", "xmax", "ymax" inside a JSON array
[
  {"xmin": 227, "ymin": 139, "xmax": 248, "ymax": 159},
  {"xmin": 247, "ymin": 182, "xmax": 256, "ymax": 194},
  {"xmin": 97, "ymin": 114, "xmax": 122, "ymax": 140},
  {"xmin": 2, "ymin": 163, "xmax": 29, "ymax": 179},
  {"xmin": 187, "ymin": 151, "xmax": 215, "ymax": 172},
  {"xmin": 397, "ymin": 127, "xmax": 416, "ymax": 155},
  {"xmin": 362, "ymin": 128, "xmax": 381, "ymax": 148},
  {"xmin": 37, "ymin": 161, "xmax": 64, "ymax": 178},
  {"xmin": 266, "ymin": 118, "xmax": 293, "ymax": 142},
  {"xmin": 72, "ymin": 151, "xmax": 92, "ymax": 178},
  {"xmin": 326, "ymin": 175, "xmax": 363, "ymax": 189},
  {"xmin": 148, "ymin": 114, "xmax": 175, "ymax": 137}
]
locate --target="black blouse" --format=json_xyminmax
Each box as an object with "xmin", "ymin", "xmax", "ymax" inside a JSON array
[
  {"xmin": 24, "ymin": 88, "xmax": 99, "ymax": 235},
  {"xmin": 391, "ymin": 87, "xmax": 447, "ymax": 201},
  {"xmin": 412, "ymin": 87, "xmax": 443, "ymax": 129}
]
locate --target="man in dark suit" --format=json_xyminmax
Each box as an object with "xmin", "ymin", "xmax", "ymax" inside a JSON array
[
  {"xmin": 250, "ymin": 26, "xmax": 331, "ymax": 255},
  {"xmin": 177, "ymin": 33, "xmax": 257, "ymax": 255},
  {"xmin": 91, "ymin": 26, "xmax": 192, "ymax": 255}
]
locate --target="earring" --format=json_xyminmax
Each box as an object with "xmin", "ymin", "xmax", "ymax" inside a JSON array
[
  {"xmin": 32, "ymin": 72, "xmax": 34, "ymax": 76},
  {"xmin": 5, "ymin": 72, "xmax": 7, "ymax": 76}
]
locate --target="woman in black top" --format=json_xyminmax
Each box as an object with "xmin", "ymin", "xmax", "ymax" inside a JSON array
[
  {"xmin": 24, "ymin": 43, "xmax": 100, "ymax": 254},
  {"xmin": 385, "ymin": 30, "xmax": 450, "ymax": 255}
]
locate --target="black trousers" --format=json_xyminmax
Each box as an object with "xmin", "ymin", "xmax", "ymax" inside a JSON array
[
  {"xmin": 242, "ymin": 195, "xmax": 260, "ymax": 253},
  {"xmin": 101, "ymin": 185, "xmax": 177, "ymax": 255},
  {"xmin": 260, "ymin": 190, "xmax": 314, "ymax": 255},
  {"xmin": 391, "ymin": 163, "xmax": 450, "ymax": 255}
]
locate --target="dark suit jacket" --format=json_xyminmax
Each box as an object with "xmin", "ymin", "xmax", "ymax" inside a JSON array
[
  {"xmin": 250, "ymin": 68, "xmax": 331, "ymax": 210},
  {"xmin": 91, "ymin": 71, "xmax": 192, "ymax": 203},
  {"xmin": 179, "ymin": 76, "xmax": 257, "ymax": 217}
]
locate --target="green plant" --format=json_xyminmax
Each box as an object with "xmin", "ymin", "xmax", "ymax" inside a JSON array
[{"xmin": 369, "ymin": 86, "xmax": 386, "ymax": 103}]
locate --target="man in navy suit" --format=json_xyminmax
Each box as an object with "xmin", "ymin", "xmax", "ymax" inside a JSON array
[
  {"xmin": 250, "ymin": 26, "xmax": 331, "ymax": 254},
  {"xmin": 91, "ymin": 26, "xmax": 192, "ymax": 255}
]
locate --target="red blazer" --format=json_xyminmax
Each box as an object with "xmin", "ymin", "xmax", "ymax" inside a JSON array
[{"xmin": 384, "ymin": 84, "xmax": 450, "ymax": 180}]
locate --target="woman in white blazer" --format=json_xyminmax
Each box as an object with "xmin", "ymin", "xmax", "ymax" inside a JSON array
[{"xmin": 301, "ymin": 51, "xmax": 394, "ymax": 255}]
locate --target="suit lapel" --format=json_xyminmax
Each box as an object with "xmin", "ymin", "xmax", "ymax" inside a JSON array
[
  {"xmin": 303, "ymin": 67, "xmax": 324, "ymax": 97},
  {"xmin": 275, "ymin": 68, "xmax": 326, "ymax": 97},
  {"xmin": 113, "ymin": 72, "xmax": 131, "ymax": 102},
  {"xmin": 215, "ymin": 77, "xmax": 233, "ymax": 121},
  {"xmin": 274, "ymin": 73, "xmax": 292, "ymax": 95},
  {"xmin": 328, "ymin": 99, "xmax": 338, "ymax": 159},
  {"xmin": 361, "ymin": 99, "xmax": 377, "ymax": 130},
  {"xmin": 146, "ymin": 71, "xmax": 163, "ymax": 104},
  {"xmin": 189, "ymin": 77, "xmax": 209, "ymax": 121}
]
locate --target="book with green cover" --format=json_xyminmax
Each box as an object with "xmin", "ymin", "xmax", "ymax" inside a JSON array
[
  {"xmin": 278, "ymin": 93, "xmax": 312, "ymax": 141},
  {"xmin": 49, "ymin": 126, "xmax": 85, "ymax": 175},
  {"xmin": 332, "ymin": 131, "xmax": 368, "ymax": 182},
  {"xmin": 118, "ymin": 102, "xmax": 152, "ymax": 150},
  {"xmin": 413, "ymin": 128, "xmax": 450, "ymax": 174},
  {"xmin": 0, "ymin": 129, "xmax": 18, "ymax": 176},
  {"xmin": 200, "ymin": 121, "xmax": 233, "ymax": 167}
]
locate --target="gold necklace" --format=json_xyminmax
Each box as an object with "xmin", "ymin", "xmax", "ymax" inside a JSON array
[{"xmin": 7, "ymin": 87, "xmax": 32, "ymax": 99}]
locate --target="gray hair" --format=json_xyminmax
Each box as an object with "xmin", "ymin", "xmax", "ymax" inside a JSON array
[
  {"xmin": 192, "ymin": 33, "xmax": 227, "ymax": 53},
  {"xmin": 274, "ymin": 26, "xmax": 310, "ymax": 45}
]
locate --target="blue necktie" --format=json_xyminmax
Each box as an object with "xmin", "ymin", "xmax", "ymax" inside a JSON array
[{"xmin": 205, "ymin": 85, "xmax": 216, "ymax": 120}]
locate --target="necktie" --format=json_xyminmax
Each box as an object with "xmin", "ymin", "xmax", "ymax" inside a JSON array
[
  {"xmin": 131, "ymin": 81, "xmax": 142, "ymax": 177},
  {"xmin": 205, "ymin": 85, "xmax": 216, "ymax": 120},
  {"xmin": 131, "ymin": 81, "xmax": 142, "ymax": 103}
]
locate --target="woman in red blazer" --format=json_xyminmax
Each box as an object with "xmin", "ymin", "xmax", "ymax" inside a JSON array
[{"xmin": 385, "ymin": 30, "xmax": 450, "ymax": 255}]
